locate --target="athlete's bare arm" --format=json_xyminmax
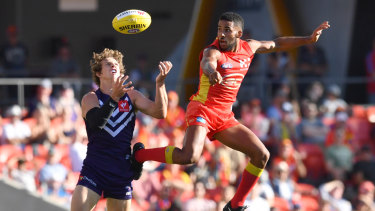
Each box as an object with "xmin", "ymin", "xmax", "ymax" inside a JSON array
[
  {"xmin": 200, "ymin": 47, "xmax": 222, "ymax": 85},
  {"xmin": 129, "ymin": 61, "xmax": 172, "ymax": 119},
  {"xmin": 81, "ymin": 92, "xmax": 99, "ymax": 118},
  {"xmin": 248, "ymin": 21, "xmax": 330, "ymax": 54}
]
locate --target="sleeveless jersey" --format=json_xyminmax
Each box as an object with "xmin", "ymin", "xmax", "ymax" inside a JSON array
[
  {"xmin": 83, "ymin": 89, "xmax": 136, "ymax": 177},
  {"xmin": 190, "ymin": 39, "xmax": 254, "ymax": 111}
]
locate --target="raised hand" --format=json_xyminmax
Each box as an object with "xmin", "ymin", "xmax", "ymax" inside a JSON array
[
  {"xmin": 156, "ymin": 61, "xmax": 173, "ymax": 84},
  {"xmin": 311, "ymin": 21, "xmax": 330, "ymax": 42},
  {"xmin": 110, "ymin": 75, "xmax": 134, "ymax": 101}
]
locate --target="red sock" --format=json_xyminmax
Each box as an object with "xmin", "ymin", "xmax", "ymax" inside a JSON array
[
  {"xmin": 231, "ymin": 163, "xmax": 262, "ymax": 208},
  {"xmin": 135, "ymin": 147, "xmax": 167, "ymax": 163}
]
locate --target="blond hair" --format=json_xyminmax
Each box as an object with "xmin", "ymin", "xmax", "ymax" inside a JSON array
[{"xmin": 90, "ymin": 48, "xmax": 126, "ymax": 86}]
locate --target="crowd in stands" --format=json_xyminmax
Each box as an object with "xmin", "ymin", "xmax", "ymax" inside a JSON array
[
  {"xmin": 1, "ymin": 80, "xmax": 375, "ymax": 211},
  {"xmin": 1, "ymin": 24, "xmax": 375, "ymax": 211}
]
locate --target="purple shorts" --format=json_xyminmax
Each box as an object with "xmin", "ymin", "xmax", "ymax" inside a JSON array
[{"xmin": 77, "ymin": 164, "xmax": 133, "ymax": 200}]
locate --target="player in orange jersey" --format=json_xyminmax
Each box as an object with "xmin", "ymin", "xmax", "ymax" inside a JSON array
[{"xmin": 132, "ymin": 12, "xmax": 330, "ymax": 211}]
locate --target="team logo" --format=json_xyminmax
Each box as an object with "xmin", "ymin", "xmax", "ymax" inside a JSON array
[
  {"xmin": 221, "ymin": 62, "xmax": 233, "ymax": 69},
  {"xmin": 239, "ymin": 57, "xmax": 251, "ymax": 68},
  {"xmin": 118, "ymin": 100, "xmax": 130, "ymax": 112},
  {"xmin": 221, "ymin": 73, "xmax": 244, "ymax": 90}
]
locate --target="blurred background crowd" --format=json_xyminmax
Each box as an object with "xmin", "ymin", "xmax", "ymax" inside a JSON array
[{"xmin": 1, "ymin": 0, "xmax": 375, "ymax": 211}]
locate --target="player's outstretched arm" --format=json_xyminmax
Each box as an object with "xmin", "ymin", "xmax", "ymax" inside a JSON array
[
  {"xmin": 130, "ymin": 61, "xmax": 172, "ymax": 119},
  {"xmin": 249, "ymin": 21, "xmax": 330, "ymax": 54}
]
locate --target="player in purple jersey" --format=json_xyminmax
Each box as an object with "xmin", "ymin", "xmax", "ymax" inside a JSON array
[{"xmin": 70, "ymin": 48, "xmax": 172, "ymax": 211}]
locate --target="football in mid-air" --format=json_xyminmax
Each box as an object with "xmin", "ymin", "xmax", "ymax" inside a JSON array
[{"xmin": 112, "ymin": 9, "xmax": 151, "ymax": 34}]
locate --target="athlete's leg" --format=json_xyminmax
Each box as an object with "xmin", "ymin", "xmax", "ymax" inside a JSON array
[
  {"xmin": 135, "ymin": 125, "xmax": 207, "ymax": 164},
  {"xmin": 215, "ymin": 124, "xmax": 270, "ymax": 210},
  {"xmin": 71, "ymin": 185, "xmax": 101, "ymax": 211},
  {"xmin": 106, "ymin": 198, "xmax": 131, "ymax": 211}
]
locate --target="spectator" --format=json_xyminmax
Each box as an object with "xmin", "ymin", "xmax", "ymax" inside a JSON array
[
  {"xmin": 256, "ymin": 170, "xmax": 275, "ymax": 207},
  {"xmin": 217, "ymin": 185, "xmax": 236, "ymax": 211},
  {"xmin": 9, "ymin": 157, "xmax": 37, "ymax": 192},
  {"xmin": 272, "ymin": 139, "xmax": 307, "ymax": 182},
  {"xmin": 148, "ymin": 180, "xmax": 183, "ymax": 211},
  {"xmin": 0, "ymin": 25, "xmax": 29, "ymax": 77},
  {"xmin": 132, "ymin": 170, "xmax": 163, "ymax": 209},
  {"xmin": 324, "ymin": 127, "xmax": 354, "ymax": 181},
  {"xmin": 69, "ymin": 128, "xmax": 87, "ymax": 172},
  {"xmin": 269, "ymin": 101, "xmax": 299, "ymax": 143},
  {"xmin": 350, "ymin": 145, "xmax": 375, "ymax": 190},
  {"xmin": 2, "ymin": 104, "xmax": 31, "ymax": 146},
  {"xmin": 325, "ymin": 108, "xmax": 355, "ymax": 149},
  {"xmin": 128, "ymin": 53, "xmax": 154, "ymax": 97},
  {"xmin": 271, "ymin": 161, "xmax": 301, "ymax": 209},
  {"xmin": 352, "ymin": 181, "xmax": 375, "ymax": 210},
  {"xmin": 296, "ymin": 43, "xmax": 327, "ymax": 96},
  {"xmin": 266, "ymin": 51, "xmax": 294, "ymax": 93},
  {"xmin": 157, "ymin": 90, "xmax": 186, "ymax": 139},
  {"xmin": 55, "ymin": 83, "xmax": 82, "ymax": 144},
  {"xmin": 297, "ymin": 43, "xmax": 327, "ymax": 78},
  {"xmin": 28, "ymin": 79, "xmax": 59, "ymax": 144},
  {"xmin": 240, "ymin": 98, "xmax": 270, "ymax": 142},
  {"xmin": 49, "ymin": 44, "xmax": 80, "ymax": 78},
  {"xmin": 304, "ymin": 81, "xmax": 325, "ymax": 107},
  {"xmin": 321, "ymin": 84, "xmax": 348, "ymax": 118},
  {"xmin": 244, "ymin": 182, "xmax": 271, "ymax": 211},
  {"xmin": 184, "ymin": 180, "xmax": 216, "ymax": 211},
  {"xmin": 296, "ymin": 101, "xmax": 329, "ymax": 145},
  {"xmin": 39, "ymin": 147, "xmax": 69, "ymax": 198},
  {"xmin": 319, "ymin": 180, "xmax": 352, "ymax": 211},
  {"xmin": 365, "ymin": 37, "xmax": 375, "ymax": 104}
]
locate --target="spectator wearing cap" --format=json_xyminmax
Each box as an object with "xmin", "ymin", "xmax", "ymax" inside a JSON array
[
  {"xmin": 269, "ymin": 101, "xmax": 299, "ymax": 144},
  {"xmin": 2, "ymin": 104, "xmax": 31, "ymax": 146},
  {"xmin": 27, "ymin": 79, "xmax": 59, "ymax": 144},
  {"xmin": 240, "ymin": 98, "xmax": 270, "ymax": 142},
  {"xmin": 325, "ymin": 107, "xmax": 355, "ymax": 150},
  {"xmin": 0, "ymin": 25, "xmax": 29, "ymax": 77},
  {"xmin": 321, "ymin": 84, "xmax": 348, "ymax": 118}
]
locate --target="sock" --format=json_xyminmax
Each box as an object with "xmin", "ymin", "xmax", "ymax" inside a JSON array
[
  {"xmin": 135, "ymin": 146, "xmax": 175, "ymax": 164},
  {"xmin": 231, "ymin": 162, "xmax": 263, "ymax": 208}
]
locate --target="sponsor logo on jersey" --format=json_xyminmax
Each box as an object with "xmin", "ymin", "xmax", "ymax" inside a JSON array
[
  {"xmin": 221, "ymin": 73, "xmax": 244, "ymax": 90},
  {"xmin": 118, "ymin": 100, "xmax": 129, "ymax": 112},
  {"xmin": 196, "ymin": 117, "xmax": 206, "ymax": 124},
  {"xmin": 221, "ymin": 62, "xmax": 233, "ymax": 69}
]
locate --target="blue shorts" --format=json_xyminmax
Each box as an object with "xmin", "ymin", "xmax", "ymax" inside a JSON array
[{"xmin": 77, "ymin": 164, "xmax": 133, "ymax": 200}]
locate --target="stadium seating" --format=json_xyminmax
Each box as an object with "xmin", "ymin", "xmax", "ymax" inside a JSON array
[{"xmin": 297, "ymin": 143, "xmax": 327, "ymax": 183}]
